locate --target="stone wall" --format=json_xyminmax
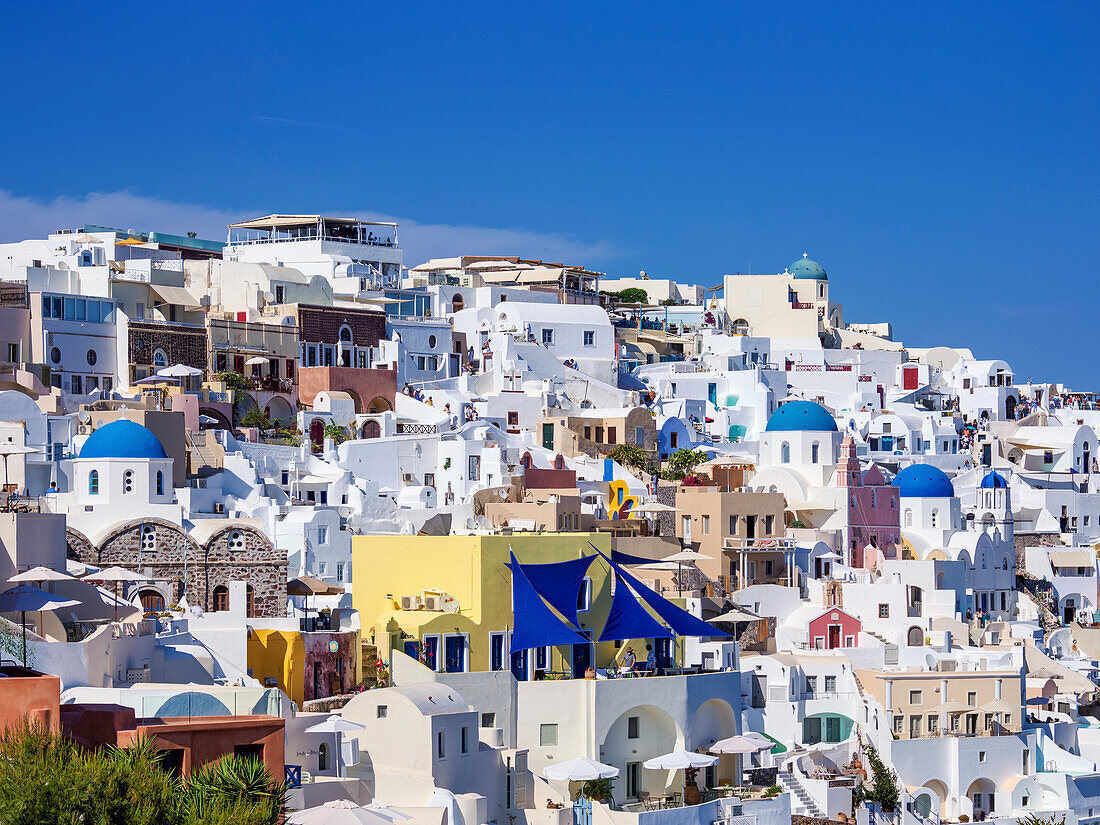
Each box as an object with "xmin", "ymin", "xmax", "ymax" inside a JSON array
[
  {"xmin": 66, "ymin": 520, "xmax": 286, "ymax": 618},
  {"xmin": 298, "ymin": 305, "xmax": 385, "ymax": 347},
  {"xmin": 303, "ymin": 630, "xmax": 359, "ymax": 701},
  {"xmin": 128, "ymin": 322, "xmax": 208, "ymax": 373},
  {"xmin": 1014, "ymin": 531, "xmax": 1058, "ymax": 568}
]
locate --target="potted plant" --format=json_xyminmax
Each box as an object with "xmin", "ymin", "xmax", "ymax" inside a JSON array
[
  {"xmin": 576, "ymin": 778, "xmax": 614, "ymax": 805},
  {"xmin": 684, "ymin": 767, "xmax": 702, "ymax": 805}
]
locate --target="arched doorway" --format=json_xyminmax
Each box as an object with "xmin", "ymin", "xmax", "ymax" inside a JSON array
[
  {"xmin": 139, "ymin": 588, "xmax": 165, "ymax": 613},
  {"xmin": 690, "ymin": 699, "xmax": 737, "ymax": 787},
  {"xmin": 1005, "ymin": 395, "xmax": 1017, "ymax": 419},
  {"xmin": 309, "ymin": 418, "xmax": 325, "ymax": 450},
  {"xmin": 361, "ymin": 419, "xmax": 381, "ymax": 439},
  {"xmin": 265, "ymin": 395, "xmax": 294, "ymax": 425},
  {"xmin": 907, "ymin": 626, "xmax": 924, "ymax": 646},
  {"xmin": 965, "ymin": 778, "xmax": 996, "ymax": 820},
  {"xmin": 732, "ymin": 318, "xmax": 750, "ymax": 335},
  {"xmin": 601, "ymin": 706, "xmax": 681, "ymax": 805},
  {"xmin": 451, "ymin": 294, "xmax": 465, "ymax": 314},
  {"xmin": 367, "ymin": 396, "xmax": 392, "ymax": 414}
]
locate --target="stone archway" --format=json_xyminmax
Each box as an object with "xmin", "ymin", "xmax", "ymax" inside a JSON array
[
  {"xmin": 361, "ymin": 419, "xmax": 381, "ymax": 439},
  {"xmin": 367, "ymin": 396, "xmax": 392, "ymax": 414},
  {"xmin": 265, "ymin": 395, "xmax": 295, "ymax": 425}
]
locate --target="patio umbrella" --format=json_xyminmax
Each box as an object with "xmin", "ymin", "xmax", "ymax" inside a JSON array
[
  {"xmin": 304, "ymin": 714, "xmax": 366, "ymax": 778},
  {"xmin": 708, "ymin": 608, "xmax": 759, "ymax": 623},
  {"xmin": 0, "ymin": 442, "xmax": 36, "ymax": 490},
  {"xmin": 362, "ymin": 803, "xmax": 412, "ymax": 822},
  {"xmin": 644, "ymin": 749, "xmax": 718, "ymax": 801},
  {"xmin": 664, "ymin": 549, "xmax": 710, "ymax": 596},
  {"xmin": 157, "ymin": 364, "xmax": 203, "ymax": 378},
  {"xmin": 543, "ymin": 756, "xmax": 620, "ymax": 781},
  {"xmin": 634, "ymin": 502, "xmax": 679, "ymax": 513},
  {"xmin": 82, "ymin": 567, "xmax": 149, "ymax": 620},
  {"xmin": 710, "ymin": 735, "xmax": 770, "ymax": 754},
  {"xmin": 245, "ymin": 356, "xmax": 268, "ymax": 367},
  {"xmin": 9, "ymin": 566, "xmax": 76, "ymax": 584},
  {"xmin": 287, "ymin": 799, "xmax": 395, "ymax": 825},
  {"xmin": 0, "ymin": 585, "xmax": 80, "ymax": 666}
]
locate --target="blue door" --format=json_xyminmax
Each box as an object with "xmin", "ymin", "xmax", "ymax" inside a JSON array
[
  {"xmin": 655, "ymin": 638, "xmax": 674, "ymax": 670},
  {"xmin": 571, "ymin": 641, "xmax": 591, "ymax": 678},
  {"xmin": 423, "ymin": 637, "xmax": 438, "ymax": 671},
  {"xmin": 444, "ymin": 636, "xmax": 465, "ymax": 672},
  {"xmin": 403, "ymin": 640, "xmax": 420, "ymax": 660},
  {"xmin": 511, "ymin": 648, "xmax": 528, "ymax": 681}
]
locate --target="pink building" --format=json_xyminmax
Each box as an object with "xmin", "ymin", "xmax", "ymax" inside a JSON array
[
  {"xmin": 808, "ymin": 607, "xmax": 861, "ymax": 649},
  {"xmin": 834, "ymin": 436, "xmax": 901, "ymax": 569}
]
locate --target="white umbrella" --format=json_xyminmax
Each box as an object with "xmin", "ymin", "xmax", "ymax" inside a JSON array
[
  {"xmin": 635, "ymin": 502, "xmax": 679, "ymax": 513},
  {"xmin": 245, "ymin": 356, "xmax": 269, "ymax": 367},
  {"xmin": 0, "ymin": 443, "xmax": 36, "ymax": 490},
  {"xmin": 643, "ymin": 749, "xmax": 718, "ymax": 770},
  {"xmin": 665, "ymin": 549, "xmax": 711, "ymax": 562},
  {"xmin": 543, "ymin": 756, "xmax": 620, "ymax": 781},
  {"xmin": 708, "ymin": 608, "xmax": 759, "ymax": 623},
  {"xmin": 643, "ymin": 749, "xmax": 718, "ymax": 800},
  {"xmin": 287, "ymin": 799, "xmax": 395, "ymax": 825},
  {"xmin": 710, "ymin": 735, "xmax": 770, "ymax": 754},
  {"xmin": 157, "ymin": 364, "xmax": 203, "ymax": 378},
  {"xmin": 363, "ymin": 803, "xmax": 412, "ymax": 822},
  {"xmin": 9, "ymin": 566, "xmax": 76, "ymax": 584},
  {"xmin": 304, "ymin": 714, "xmax": 366, "ymax": 778},
  {"xmin": 0, "ymin": 585, "xmax": 80, "ymax": 667},
  {"xmin": 817, "ymin": 552, "xmax": 843, "ymax": 561},
  {"xmin": 82, "ymin": 567, "xmax": 149, "ymax": 620}
]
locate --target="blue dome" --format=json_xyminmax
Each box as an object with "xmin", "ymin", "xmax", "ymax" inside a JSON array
[
  {"xmin": 892, "ymin": 464, "xmax": 955, "ymax": 498},
  {"xmin": 765, "ymin": 401, "xmax": 838, "ymax": 432},
  {"xmin": 980, "ymin": 471, "xmax": 1008, "ymax": 489},
  {"xmin": 789, "ymin": 254, "xmax": 827, "ymax": 280},
  {"xmin": 79, "ymin": 420, "xmax": 168, "ymax": 460}
]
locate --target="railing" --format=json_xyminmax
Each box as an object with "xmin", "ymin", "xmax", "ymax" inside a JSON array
[
  {"xmin": 228, "ymin": 228, "xmax": 396, "ymax": 247},
  {"xmin": 397, "ymin": 422, "xmax": 437, "ymax": 435},
  {"xmin": 724, "ymin": 537, "xmax": 797, "ymax": 553}
]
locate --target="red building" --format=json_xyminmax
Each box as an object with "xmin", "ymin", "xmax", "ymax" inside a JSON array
[{"xmin": 808, "ymin": 607, "xmax": 861, "ymax": 649}]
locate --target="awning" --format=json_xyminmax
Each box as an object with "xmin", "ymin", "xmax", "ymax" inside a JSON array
[
  {"xmin": 287, "ymin": 575, "xmax": 345, "ymax": 596},
  {"xmin": 1049, "ymin": 550, "xmax": 1093, "ymax": 567},
  {"xmin": 149, "ymin": 284, "xmax": 202, "ymax": 310}
]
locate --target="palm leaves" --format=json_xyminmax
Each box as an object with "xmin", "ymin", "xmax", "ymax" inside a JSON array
[{"xmin": 0, "ymin": 722, "xmax": 286, "ymax": 825}]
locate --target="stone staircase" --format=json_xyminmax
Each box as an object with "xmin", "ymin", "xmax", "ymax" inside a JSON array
[{"xmin": 778, "ymin": 769, "xmax": 826, "ymax": 818}]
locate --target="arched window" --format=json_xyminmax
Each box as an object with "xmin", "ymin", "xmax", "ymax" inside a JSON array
[
  {"xmin": 153, "ymin": 349, "xmax": 168, "ymax": 368},
  {"xmin": 1002, "ymin": 558, "xmax": 1009, "ymax": 570},
  {"xmin": 89, "ymin": 469, "xmax": 99, "ymax": 495},
  {"xmin": 246, "ymin": 584, "xmax": 255, "ymax": 618},
  {"xmin": 930, "ymin": 509, "xmax": 939, "ymax": 527},
  {"xmin": 123, "ymin": 469, "xmax": 134, "ymax": 494},
  {"xmin": 155, "ymin": 470, "xmax": 164, "ymax": 496},
  {"xmin": 318, "ymin": 742, "xmax": 328, "ymax": 771},
  {"xmin": 811, "ymin": 442, "xmax": 820, "ymax": 463},
  {"xmin": 554, "ymin": 454, "xmax": 565, "ymax": 470},
  {"xmin": 212, "ymin": 585, "xmax": 229, "ymax": 612},
  {"xmin": 780, "ymin": 442, "xmax": 791, "ymax": 464},
  {"xmin": 904, "ymin": 509, "xmax": 913, "ymax": 527}
]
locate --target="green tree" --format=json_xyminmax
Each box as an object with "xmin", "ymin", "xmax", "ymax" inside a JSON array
[
  {"xmin": 662, "ymin": 448, "xmax": 708, "ymax": 480},
  {"xmin": 617, "ymin": 287, "xmax": 649, "ymax": 304},
  {"xmin": 323, "ymin": 423, "xmax": 350, "ymax": 444},
  {"xmin": 607, "ymin": 444, "xmax": 650, "ymax": 473},
  {"xmin": 853, "ymin": 742, "xmax": 900, "ymax": 811},
  {"xmin": 240, "ymin": 408, "xmax": 272, "ymax": 429}
]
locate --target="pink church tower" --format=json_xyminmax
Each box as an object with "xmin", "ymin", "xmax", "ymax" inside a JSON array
[{"xmin": 834, "ymin": 435, "xmax": 902, "ymax": 569}]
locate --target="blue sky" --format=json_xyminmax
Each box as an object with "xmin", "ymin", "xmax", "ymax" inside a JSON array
[{"xmin": 1, "ymin": 2, "xmax": 1097, "ymax": 386}]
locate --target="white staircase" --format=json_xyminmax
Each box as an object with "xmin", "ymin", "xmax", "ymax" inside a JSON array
[{"xmin": 778, "ymin": 769, "xmax": 825, "ymax": 818}]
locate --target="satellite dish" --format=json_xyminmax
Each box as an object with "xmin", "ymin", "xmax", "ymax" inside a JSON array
[
  {"xmin": 78, "ymin": 410, "xmax": 91, "ymax": 424},
  {"xmin": 263, "ymin": 291, "xmax": 275, "ymax": 303}
]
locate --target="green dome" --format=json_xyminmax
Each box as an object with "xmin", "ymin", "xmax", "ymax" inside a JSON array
[{"xmin": 789, "ymin": 254, "xmax": 827, "ymax": 281}]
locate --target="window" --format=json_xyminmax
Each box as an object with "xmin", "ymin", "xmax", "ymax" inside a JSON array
[
  {"xmin": 437, "ymin": 731, "xmax": 445, "ymax": 759},
  {"xmin": 979, "ymin": 750, "xmax": 986, "ymax": 762},
  {"xmin": 136, "ymin": 302, "xmax": 145, "ymax": 320},
  {"xmin": 577, "ymin": 578, "xmax": 591, "ymax": 612},
  {"xmin": 336, "ymin": 563, "xmax": 344, "ymax": 581},
  {"xmin": 541, "ymin": 328, "xmax": 554, "ymax": 345},
  {"xmin": 627, "ymin": 716, "xmax": 640, "ymax": 739},
  {"xmin": 89, "ymin": 470, "xmax": 99, "ymax": 495},
  {"xmin": 701, "ymin": 515, "xmax": 710, "ymax": 535},
  {"xmin": 781, "ymin": 442, "xmax": 790, "ymax": 463},
  {"xmin": 1044, "ymin": 450, "xmax": 1054, "ymax": 464},
  {"xmin": 123, "ymin": 469, "xmax": 134, "ymax": 494},
  {"xmin": 909, "ymin": 690, "xmax": 922, "ymax": 705},
  {"xmin": 607, "ymin": 427, "xmax": 617, "ymax": 444},
  {"xmin": 928, "ymin": 715, "xmax": 938, "ymax": 734},
  {"xmin": 482, "ymin": 712, "xmax": 495, "ymax": 728},
  {"xmin": 153, "ymin": 349, "xmax": 167, "ymax": 368},
  {"xmin": 811, "ymin": 442, "xmax": 820, "ymax": 463},
  {"xmin": 461, "ymin": 726, "xmax": 469, "ymax": 754},
  {"xmin": 71, "ymin": 375, "xmax": 82, "ymax": 394},
  {"xmin": 86, "ymin": 349, "xmax": 97, "ymax": 366},
  {"xmin": 825, "ymin": 675, "xmax": 836, "ymax": 694},
  {"xmin": 490, "ymin": 633, "xmax": 506, "ymax": 671},
  {"xmin": 805, "ymin": 676, "xmax": 817, "ymax": 696},
  {"xmin": 507, "ymin": 411, "xmax": 519, "ymax": 426},
  {"xmin": 5, "ymin": 343, "xmax": 17, "ymax": 363},
  {"xmin": 893, "ymin": 715, "xmax": 903, "ymax": 734},
  {"xmin": 583, "ymin": 330, "xmax": 595, "ymax": 346},
  {"xmin": 318, "ymin": 742, "xmax": 328, "ymax": 771},
  {"xmin": 539, "ymin": 724, "xmax": 558, "ymax": 746},
  {"xmin": 878, "ymin": 604, "xmax": 889, "ymax": 618},
  {"xmin": 212, "ymin": 585, "xmax": 229, "ymax": 612},
  {"xmin": 318, "ymin": 527, "xmax": 328, "ymax": 544},
  {"xmin": 967, "ymin": 691, "xmax": 977, "ymax": 706},
  {"xmin": 155, "ymin": 470, "xmax": 164, "ymax": 496}
]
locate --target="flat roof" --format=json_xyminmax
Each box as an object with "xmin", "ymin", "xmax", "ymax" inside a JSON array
[{"xmin": 229, "ymin": 214, "xmax": 398, "ymax": 230}]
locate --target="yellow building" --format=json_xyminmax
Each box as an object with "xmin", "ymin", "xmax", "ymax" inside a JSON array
[
  {"xmin": 351, "ymin": 532, "xmax": 684, "ymax": 679},
  {"xmin": 248, "ymin": 628, "xmax": 305, "ymax": 706}
]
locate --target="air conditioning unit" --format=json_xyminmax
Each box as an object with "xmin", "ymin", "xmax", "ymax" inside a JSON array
[
  {"xmin": 78, "ymin": 424, "xmax": 91, "ymax": 435},
  {"xmin": 213, "ymin": 502, "xmax": 225, "ymax": 514},
  {"xmin": 422, "ymin": 596, "xmax": 441, "ymax": 611},
  {"xmin": 400, "ymin": 596, "xmax": 414, "ymax": 610},
  {"xmin": 402, "ymin": 473, "xmax": 415, "ymax": 483}
]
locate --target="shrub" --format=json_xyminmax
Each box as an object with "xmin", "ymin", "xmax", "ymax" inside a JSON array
[{"xmin": 240, "ymin": 408, "xmax": 272, "ymax": 429}]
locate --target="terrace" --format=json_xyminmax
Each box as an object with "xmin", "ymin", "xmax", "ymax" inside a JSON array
[{"xmin": 227, "ymin": 215, "xmax": 398, "ymax": 248}]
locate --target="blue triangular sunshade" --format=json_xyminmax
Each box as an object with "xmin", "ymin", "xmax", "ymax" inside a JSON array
[{"xmin": 508, "ymin": 552, "xmax": 590, "ymax": 653}]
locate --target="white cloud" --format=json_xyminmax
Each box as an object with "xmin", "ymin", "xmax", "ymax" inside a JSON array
[{"xmin": 0, "ymin": 189, "xmax": 624, "ymax": 268}]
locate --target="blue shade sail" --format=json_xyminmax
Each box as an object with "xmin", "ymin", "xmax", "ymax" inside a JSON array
[
  {"xmin": 507, "ymin": 554, "xmax": 596, "ymax": 629},
  {"xmin": 598, "ymin": 570, "xmax": 672, "ymax": 642},
  {"xmin": 508, "ymin": 552, "xmax": 590, "ymax": 653},
  {"xmin": 611, "ymin": 560, "xmax": 731, "ymax": 639},
  {"xmin": 610, "ymin": 548, "xmax": 665, "ymax": 567}
]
